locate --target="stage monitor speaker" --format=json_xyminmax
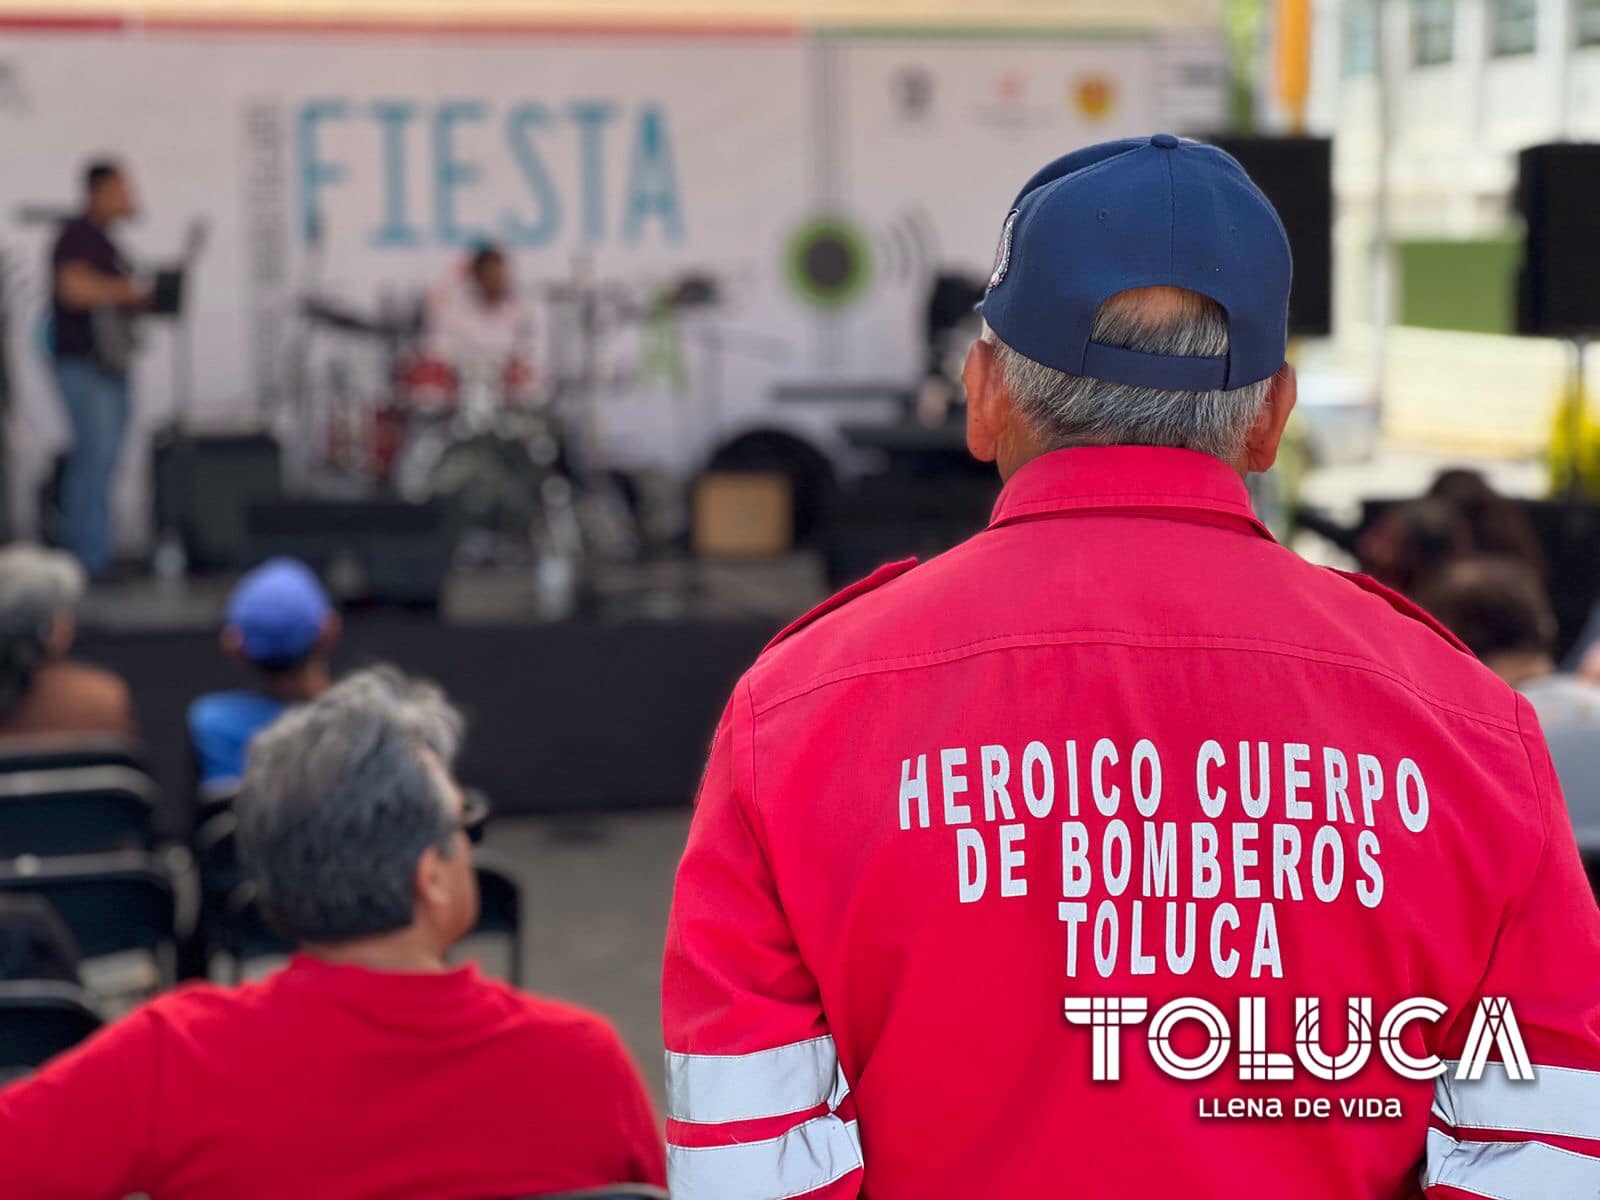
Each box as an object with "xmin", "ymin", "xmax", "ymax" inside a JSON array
[
  {"xmin": 1515, "ymin": 143, "xmax": 1600, "ymax": 337},
  {"xmin": 247, "ymin": 499, "xmax": 449, "ymax": 608},
  {"xmin": 1207, "ymin": 136, "xmax": 1333, "ymax": 338},
  {"xmin": 151, "ymin": 430, "xmax": 282, "ymax": 570}
]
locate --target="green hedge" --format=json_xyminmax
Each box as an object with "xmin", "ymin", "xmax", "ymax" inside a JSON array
[{"xmin": 1397, "ymin": 232, "xmax": 1520, "ymax": 334}]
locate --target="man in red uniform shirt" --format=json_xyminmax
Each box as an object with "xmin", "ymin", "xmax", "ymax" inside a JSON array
[
  {"xmin": 0, "ymin": 666, "xmax": 666, "ymax": 1200},
  {"xmin": 662, "ymin": 135, "xmax": 1600, "ymax": 1199}
]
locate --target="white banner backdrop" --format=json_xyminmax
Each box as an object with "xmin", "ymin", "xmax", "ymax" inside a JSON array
[
  {"xmin": 0, "ymin": 24, "xmax": 1222, "ymax": 547},
  {"xmin": 827, "ymin": 35, "xmax": 1168, "ymax": 381}
]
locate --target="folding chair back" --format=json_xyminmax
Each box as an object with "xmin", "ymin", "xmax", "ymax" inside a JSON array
[
  {"xmin": 0, "ymin": 852, "xmax": 178, "ymax": 964},
  {"xmin": 0, "ymin": 737, "xmax": 146, "ymax": 776},
  {"xmin": 193, "ymin": 784, "xmax": 240, "ymax": 831},
  {"xmin": 0, "ymin": 980, "xmax": 102, "ymax": 1079},
  {"xmin": 194, "ymin": 810, "xmax": 244, "ymax": 904},
  {"xmin": 218, "ymin": 881, "xmax": 293, "ymax": 979},
  {"xmin": 0, "ymin": 767, "xmax": 159, "ymax": 856},
  {"xmin": 473, "ymin": 860, "xmax": 523, "ymax": 986}
]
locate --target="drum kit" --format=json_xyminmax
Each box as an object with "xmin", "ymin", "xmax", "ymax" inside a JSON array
[
  {"xmin": 288, "ymin": 282, "xmax": 649, "ymax": 569},
  {"xmin": 387, "ymin": 351, "xmax": 564, "ymax": 536},
  {"xmin": 281, "ymin": 265, "xmax": 771, "ymax": 587}
]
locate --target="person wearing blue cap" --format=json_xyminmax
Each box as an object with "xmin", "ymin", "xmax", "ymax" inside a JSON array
[
  {"xmin": 663, "ymin": 136, "xmax": 1600, "ymax": 1200},
  {"xmin": 187, "ymin": 557, "xmax": 339, "ymax": 796}
]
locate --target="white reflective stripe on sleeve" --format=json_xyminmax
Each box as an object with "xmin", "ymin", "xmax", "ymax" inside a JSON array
[
  {"xmin": 1433, "ymin": 1061, "xmax": 1600, "ymax": 1141},
  {"xmin": 668, "ymin": 1114, "xmax": 863, "ymax": 1200},
  {"xmin": 666, "ymin": 1035, "xmax": 841, "ymax": 1125},
  {"xmin": 1425, "ymin": 1128, "xmax": 1600, "ymax": 1199}
]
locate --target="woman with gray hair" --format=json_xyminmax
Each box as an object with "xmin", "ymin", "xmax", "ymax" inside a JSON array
[
  {"xmin": 0, "ymin": 543, "xmax": 135, "ymax": 742},
  {"xmin": 0, "ymin": 666, "xmax": 666, "ymax": 1198}
]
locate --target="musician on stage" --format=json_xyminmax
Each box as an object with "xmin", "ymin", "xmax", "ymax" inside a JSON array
[
  {"xmin": 425, "ymin": 241, "xmax": 531, "ymax": 365},
  {"xmin": 48, "ymin": 160, "xmax": 149, "ymax": 577}
]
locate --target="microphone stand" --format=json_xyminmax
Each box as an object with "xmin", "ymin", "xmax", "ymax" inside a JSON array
[
  {"xmin": 0, "ymin": 246, "xmax": 13, "ymax": 540},
  {"xmin": 152, "ymin": 218, "xmax": 209, "ymax": 580}
]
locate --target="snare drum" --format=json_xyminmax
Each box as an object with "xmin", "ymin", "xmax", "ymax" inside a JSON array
[{"xmin": 394, "ymin": 354, "xmax": 460, "ymax": 414}]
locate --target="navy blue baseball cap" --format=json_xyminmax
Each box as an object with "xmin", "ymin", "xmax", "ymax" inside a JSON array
[
  {"xmin": 225, "ymin": 557, "xmax": 332, "ymax": 666},
  {"xmin": 976, "ymin": 133, "xmax": 1292, "ymax": 391}
]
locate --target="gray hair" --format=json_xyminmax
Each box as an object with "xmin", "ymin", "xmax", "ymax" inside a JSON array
[
  {"xmin": 236, "ymin": 665, "xmax": 466, "ymax": 943},
  {"xmin": 0, "ymin": 545, "xmax": 85, "ymax": 715},
  {"xmin": 0, "ymin": 544, "xmax": 84, "ymax": 638},
  {"xmin": 983, "ymin": 288, "xmax": 1274, "ymax": 462}
]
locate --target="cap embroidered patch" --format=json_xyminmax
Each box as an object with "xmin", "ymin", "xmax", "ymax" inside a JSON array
[{"xmin": 988, "ymin": 208, "xmax": 1018, "ymax": 292}]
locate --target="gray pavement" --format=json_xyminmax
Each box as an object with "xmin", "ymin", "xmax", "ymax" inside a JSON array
[{"xmin": 477, "ymin": 810, "xmax": 691, "ymax": 1109}]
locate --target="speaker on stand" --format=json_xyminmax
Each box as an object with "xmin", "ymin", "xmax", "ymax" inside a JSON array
[
  {"xmin": 1514, "ymin": 143, "xmax": 1600, "ymax": 499},
  {"xmin": 1205, "ymin": 136, "xmax": 1333, "ymax": 339},
  {"xmin": 1203, "ymin": 137, "xmax": 1332, "ymax": 533},
  {"xmin": 0, "ymin": 246, "xmax": 15, "ymax": 542},
  {"xmin": 1510, "ymin": 144, "xmax": 1600, "ymax": 648}
]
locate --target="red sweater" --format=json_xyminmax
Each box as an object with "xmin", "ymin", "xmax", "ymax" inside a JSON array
[{"xmin": 0, "ymin": 955, "xmax": 666, "ymax": 1199}]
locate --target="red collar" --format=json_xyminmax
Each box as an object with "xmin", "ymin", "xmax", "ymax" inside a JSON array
[{"xmin": 988, "ymin": 446, "xmax": 1274, "ymax": 540}]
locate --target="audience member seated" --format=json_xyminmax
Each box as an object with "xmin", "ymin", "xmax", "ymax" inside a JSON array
[
  {"xmin": 187, "ymin": 557, "xmax": 338, "ymax": 796},
  {"xmin": 1354, "ymin": 497, "xmax": 1472, "ymax": 596},
  {"xmin": 0, "ymin": 666, "xmax": 666, "ymax": 1199},
  {"xmin": 1416, "ymin": 556, "xmax": 1600, "ymax": 838},
  {"xmin": 0, "ymin": 544, "xmax": 136, "ymax": 743},
  {"xmin": 1426, "ymin": 467, "xmax": 1548, "ymax": 580}
]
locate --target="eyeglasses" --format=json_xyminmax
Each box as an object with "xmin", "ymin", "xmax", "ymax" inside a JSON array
[{"xmin": 457, "ymin": 789, "xmax": 491, "ymax": 845}]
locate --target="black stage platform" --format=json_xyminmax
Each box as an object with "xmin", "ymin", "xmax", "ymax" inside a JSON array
[
  {"xmin": 77, "ymin": 613, "xmax": 775, "ymax": 829},
  {"xmin": 79, "ymin": 614, "xmax": 768, "ymax": 832},
  {"xmin": 67, "ymin": 554, "xmax": 831, "ymax": 827}
]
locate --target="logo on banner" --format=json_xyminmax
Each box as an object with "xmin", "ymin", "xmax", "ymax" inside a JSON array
[
  {"xmin": 1072, "ymin": 74, "xmax": 1117, "ymax": 121},
  {"xmin": 893, "ymin": 67, "xmax": 935, "ymax": 121},
  {"xmin": 999, "ymin": 70, "xmax": 1028, "ymax": 103},
  {"xmin": 785, "ymin": 215, "xmax": 873, "ymax": 311},
  {"xmin": 976, "ymin": 70, "xmax": 1055, "ymax": 131},
  {"xmin": 0, "ymin": 59, "xmax": 28, "ymax": 114}
]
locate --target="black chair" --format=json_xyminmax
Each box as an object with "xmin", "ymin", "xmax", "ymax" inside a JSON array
[
  {"xmin": 194, "ymin": 811, "xmax": 245, "ymax": 905},
  {"xmin": 213, "ymin": 863, "xmax": 524, "ymax": 984},
  {"xmin": 193, "ymin": 784, "xmax": 240, "ymax": 832},
  {"xmin": 215, "ymin": 881, "xmax": 293, "ymax": 980},
  {"xmin": 0, "ymin": 852, "xmax": 179, "ymax": 982},
  {"xmin": 0, "ymin": 980, "xmax": 102, "ymax": 1080},
  {"xmin": 0, "ymin": 736, "xmax": 147, "ymax": 776},
  {"xmin": 0, "ymin": 766, "xmax": 159, "ymax": 856},
  {"xmin": 193, "ymin": 812, "xmax": 252, "ymax": 978},
  {"xmin": 472, "ymin": 860, "xmax": 523, "ymax": 986}
]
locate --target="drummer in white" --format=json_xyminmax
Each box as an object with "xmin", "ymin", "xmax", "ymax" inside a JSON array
[{"xmin": 425, "ymin": 241, "xmax": 532, "ymax": 364}]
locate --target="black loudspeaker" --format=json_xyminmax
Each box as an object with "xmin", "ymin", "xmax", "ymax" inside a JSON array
[
  {"xmin": 1208, "ymin": 136, "xmax": 1333, "ymax": 338},
  {"xmin": 1515, "ymin": 143, "xmax": 1600, "ymax": 337},
  {"xmin": 247, "ymin": 499, "xmax": 449, "ymax": 608},
  {"xmin": 151, "ymin": 430, "xmax": 282, "ymax": 569}
]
